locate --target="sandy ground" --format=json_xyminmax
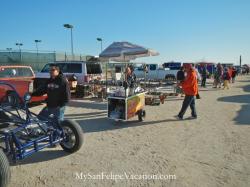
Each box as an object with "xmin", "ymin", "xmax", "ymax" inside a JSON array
[{"xmin": 8, "ymin": 75, "xmax": 250, "ymax": 187}]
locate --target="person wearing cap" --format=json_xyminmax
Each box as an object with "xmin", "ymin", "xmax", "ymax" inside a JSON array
[
  {"xmin": 176, "ymin": 64, "xmax": 198, "ymax": 120},
  {"xmin": 32, "ymin": 65, "xmax": 70, "ymax": 121}
]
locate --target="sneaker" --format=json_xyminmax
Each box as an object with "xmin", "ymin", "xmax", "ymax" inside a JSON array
[
  {"xmin": 189, "ymin": 116, "xmax": 197, "ymax": 119},
  {"xmin": 175, "ymin": 115, "xmax": 183, "ymax": 120}
]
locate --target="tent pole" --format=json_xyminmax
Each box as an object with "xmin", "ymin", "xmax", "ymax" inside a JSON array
[
  {"xmin": 124, "ymin": 55, "xmax": 128, "ymax": 98},
  {"xmin": 106, "ymin": 61, "xmax": 108, "ymax": 98}
]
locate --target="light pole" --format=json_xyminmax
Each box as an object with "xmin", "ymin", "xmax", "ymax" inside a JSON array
[
  {"xmin": 240, "ymin": 55, "xmax": 242, "ymax": 67},
  {"xmin": 6, "ymin": 48, "xmax": 12, "ymax": 58},
  {"xmin": 34, "ymin": 40, "xmax": 42, "ymax": 56},
  {"xmin": 97, "ymin": 37, "xmax": 103, "ymax": 52},
  {"xmin": 63, "ymin": 24, "xmax": 74, "ymax": 60},
  {"xmin": 97, "ymin": 37, "xmax": 107, "ymax": 98},
  {"xmin": 16, "ymin": 43, "xmax": 23, "ymax": 62}
]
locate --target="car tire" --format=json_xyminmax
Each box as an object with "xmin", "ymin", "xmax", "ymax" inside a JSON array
[
  {"xmin": 4, "ymin": 91, "xmax": 20, "ymax": 107},
  {"xmin": 165, "ymin": 75, "xmax": 176, "ymax": 81},
  {"xmin": 0, "ymin": 149, "xmax": 11, "ymax": 187}
]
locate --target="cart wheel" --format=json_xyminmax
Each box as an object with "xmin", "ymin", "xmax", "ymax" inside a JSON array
[
  {"xmin": 60, "ymin": 120, "xmax": 83, "ymax": 153},
  {"xmin": 0, "ymin": 149, "xmax": 10, "ymax": 187},
  {"xmin": 138, "ymin": 110, "xmax": 146, "ymax": 121}
]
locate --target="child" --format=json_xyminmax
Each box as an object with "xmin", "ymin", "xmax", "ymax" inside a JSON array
[{"xmin": 223, "ymin": 68, "xmax": 230, "ymax": 89}]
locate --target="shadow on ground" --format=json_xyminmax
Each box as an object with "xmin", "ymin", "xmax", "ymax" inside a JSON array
[
  {"xmin": 72, "ymin": 117, "xmax": 178, "ymax": 133},
  {"xmin": 11, "ymin": 150, "xmax": 69, "ymax": 165},
  {"xmin": 68, "ymin": 100, "xmax": 106, "ymax": 110},
  {"xmin": 66, "ymin": 93, "xmax": 197, "ymax": 133},
  {"xmin": 217, "ymin": 83, "xmax": 250, "ymax": 125}
]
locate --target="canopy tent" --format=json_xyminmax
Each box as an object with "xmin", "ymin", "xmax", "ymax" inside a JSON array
[
  {"xmin": 99, "ymin": 41, "xmax": 159, "ymax": 97},
  {"xmin": 99, "ymin": 41, "xmax": 159, "ymax": 62}
]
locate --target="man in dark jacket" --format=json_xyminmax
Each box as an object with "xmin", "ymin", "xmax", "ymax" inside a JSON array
[
  {"xmin": 32, "ymin": 65, "xmax": 70, "ymax": 121},
  {"xmin": 176, "ymin": 66, "xmax": 185, "ymax": 96},
  {"xmin": 201, "ymin": 65, "xmax": 208, "ymax": 87},
  {"xmin": 177, "ymin": 66, "xmax": 185, "ymax": 82}
]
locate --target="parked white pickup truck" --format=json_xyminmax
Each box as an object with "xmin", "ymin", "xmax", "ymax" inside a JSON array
[{"xmin": 134, "ymin": 64, "xmax": 178, "ymax": 80}]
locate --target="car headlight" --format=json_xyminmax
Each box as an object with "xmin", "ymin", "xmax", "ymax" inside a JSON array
[
  {"xmin": 24, "ymin": 93, "xmax": 32, "ymax": 102},
  {"xmin": 29, "ymin": 82, "xmax": 34, "ymax": 93}
]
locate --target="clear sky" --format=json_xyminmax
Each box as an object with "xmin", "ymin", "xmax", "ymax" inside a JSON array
[{"xmin": 0, "ymin": 0, "xmax": 249, "ymax": 64}]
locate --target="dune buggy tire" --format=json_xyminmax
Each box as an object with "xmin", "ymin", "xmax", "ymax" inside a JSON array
[
  {"xmin": 60, "ymin": 120, "xmax": 83, "ymax": 153},
  {"xmin": 138, "ymin": 110, "xmax": 146, "ymax": 122},
  {"xmin": 0, "ymin": 149, "xmax": 10, "ymax": 187}
]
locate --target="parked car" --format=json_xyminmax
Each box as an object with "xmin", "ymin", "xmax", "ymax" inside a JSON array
[
  {"xmin": 0, "ymin": 65, "xmax": 46, "ymax": 103},
  {"xmin": 162, "ymin": 62, "xmax": 182, "ymax": 70},
  {"xmin": 134, "ymin": 64, "xmax": 178, "ymax": 80},
  {"xmin": 35, "ymin": 61, "xmax": 103, "ymax": 97},
  {"xmin": 35, "ymin": 61, "xmax": 103, "ymax": 84}
]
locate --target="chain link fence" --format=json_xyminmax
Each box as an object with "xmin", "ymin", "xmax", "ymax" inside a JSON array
[{"xmin": 0, "ymin": 49, "xmax": 91, "ymax": 71}]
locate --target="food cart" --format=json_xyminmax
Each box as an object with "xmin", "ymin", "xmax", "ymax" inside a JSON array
[
  {"xmin": 99, "ymin": 41, "xmax": 159, "ymax": 122},
  {"xmin": 108, "ymin": 92, "xmax": 146, "ymax": 121}
]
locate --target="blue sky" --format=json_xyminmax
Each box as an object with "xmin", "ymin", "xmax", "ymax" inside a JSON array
[{"xmin": 0, "ymin": 0, "xmax": 249, "ymax": 64}]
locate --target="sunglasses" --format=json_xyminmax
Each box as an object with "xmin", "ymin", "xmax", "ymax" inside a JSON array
[{"xmin": 50, "ymin": 69, "xmax": 57, "ymax": 72}]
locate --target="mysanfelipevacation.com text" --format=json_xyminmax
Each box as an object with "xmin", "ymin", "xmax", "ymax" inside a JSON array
[{"xmin": 75, "ymin": 172, "xmax": 176, "ymax": 181}]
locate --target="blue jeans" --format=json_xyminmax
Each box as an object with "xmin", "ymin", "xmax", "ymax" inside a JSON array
[
  {"xmin": 178, "ymin": 95, "xmax": 197, "ymax": 118},
  {"xmin": 38, "ymin": 106, "xmax": 65, "ymax": 122},
  {"xmin": 201, "ymin": 77, "xmax": 206, "ymax": 87}
]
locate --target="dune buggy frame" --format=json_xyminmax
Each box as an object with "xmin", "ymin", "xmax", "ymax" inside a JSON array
[{"xmin": 0, "ymin": 82, "xmax": 83, "ymax": 187}]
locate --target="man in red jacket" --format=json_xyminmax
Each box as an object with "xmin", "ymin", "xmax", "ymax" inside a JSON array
[{"xmin": 176, "ymin": 64, "xmax": 198, "ymax": 120}]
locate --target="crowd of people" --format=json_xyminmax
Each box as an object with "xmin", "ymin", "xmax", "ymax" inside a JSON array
[
  {"xmin": 175, "ymin": 63, "xmax": 244, "ymax": 120},
  {"xmin": 32, "ymin": 63, "xmax": 247, "ymax": 122},
  {"xmin": 212, "ymin": 63, "xmax": 238, "ymax": 89}
]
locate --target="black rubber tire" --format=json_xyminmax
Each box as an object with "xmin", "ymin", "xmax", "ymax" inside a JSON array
[
  {"xmin": 165, "ymin": 75, "xmax": 176, "ymax": 81},
  {"xmin": 2, "ymin": 91, "xmax": 19, "ymax": 107},
  {"xmin": 60, "ymin": 120, "xmax": 83, "ymax": 153},
  {"xmin": 0, "ymin": 149, "xmax": 10, "ymax": 187},
  {"xmin": 138, "ymin": 110, "xmax": 146, "ymax": 122}
]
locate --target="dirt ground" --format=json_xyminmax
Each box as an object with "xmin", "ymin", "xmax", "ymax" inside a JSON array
[{"xmin": 9, "ymin": 75, "xmax": 250, "ymax": 187}]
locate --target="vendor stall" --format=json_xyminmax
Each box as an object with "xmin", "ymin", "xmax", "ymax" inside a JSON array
[
  {"xmin": 108, "ymin": 92, "xmax": 145, "ymax": 121},
  {"xmin": 99, "ymin": 41, "xmax": 159, "ymax": 122}
]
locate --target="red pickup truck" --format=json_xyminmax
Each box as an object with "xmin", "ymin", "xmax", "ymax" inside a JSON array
[{"xmin": 0, "ymin": 65, "xmax": 46, "ymax": 103}]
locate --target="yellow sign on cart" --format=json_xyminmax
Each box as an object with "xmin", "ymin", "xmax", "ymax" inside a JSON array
[{"xmin": 127, "ymin": 93, "xmax": 145, "ymax": 119}]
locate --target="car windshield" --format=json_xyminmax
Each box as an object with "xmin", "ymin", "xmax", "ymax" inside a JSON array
[
  {"xmin": 0, "ymin": 67, "xmax": 33, "ymax": 78},
  {"xmin": 41, "ymin": 63, "xmax": 82, "ymax": 74},
  {"xmin": 86, "ymin": 63, "xmax": 102, "ymax": 74},
  {"xmin": 163, "ymin": 63, "xmax": 181, "ymax": 70}
]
